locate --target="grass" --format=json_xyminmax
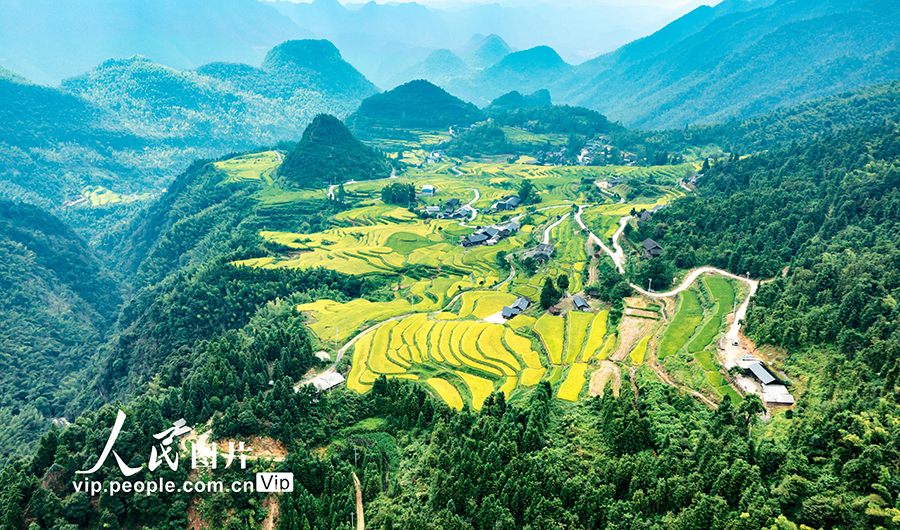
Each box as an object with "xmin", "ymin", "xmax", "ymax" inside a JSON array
[
  {"xmin": 557, "ymin": 363, "xmax": 589, "ymax": 401},
  {"xmin": 659, "ymin": 290, "xmax": 703, "ymax": 359},
  {"xmin": 427, "ymin": 378, "xmax": 464, "ymax": 410},
  {"xmin": 565, "ymin": 311, "xmax": 594, "ymax": 363},
  {"xmin": 534, "ymin": 314, "xmax": 565, "ymax": 364},
  {"xmin": 580, "ymin": 311, "xmax": 608, "ymax": 361},
  {"xmin": 688, "ymin": 277, "xmax": 735, "ymax": 353},
  {"xmin": 630, "ymin": 336, "xmax": 650, "ymax": 365}
]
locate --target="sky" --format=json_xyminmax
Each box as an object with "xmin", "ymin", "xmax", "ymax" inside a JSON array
[{"xmin": 278, "ymin": 0, "xmax": 710, "ymax": 6}]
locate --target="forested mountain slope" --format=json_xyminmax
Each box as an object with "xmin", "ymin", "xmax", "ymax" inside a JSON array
[
  {"xmin": 0, "ymin": 200, "xmax": 122, "ymax": 461},
  {"xmin": 635, "ymin": 120, "xmax": 900, "ymax": 407},
  {"xmin": 0, "ymin": 39, "xmax": 379, "ymax": 214},
  {"xmin": 63, "ymin": 40, "xmax": 378, "ymax": 148},
  {"xmin": 563, "ymin": 0, "xmax": 900, "ymax": 128},
  {"xmin": 643, "ymin": 80, "xmax": 900, "ymax": 155},
  {"xmin": 347, "ymin": 80, "xmax": 484, "ymax": 136}
]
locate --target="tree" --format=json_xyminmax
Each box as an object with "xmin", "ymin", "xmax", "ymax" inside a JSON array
[
  {"xmin": 540, "ymin": 278, "xmax": 559, "ymax": 309},
  {"xmin": 518, "ymin": 180, "xmax": 536, "ymax": 205},
  {"xmin": 556, "ymin": 274, "xmax": 569, "ymax": 292}
]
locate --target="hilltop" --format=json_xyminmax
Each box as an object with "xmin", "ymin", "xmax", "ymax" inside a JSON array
[
  {"xmin": 445, "ymin": 46, "xmax": 574, "ymax": 106},
  {"xmin": 279, "ymin": 114, "xmax": 391, "ymax": 188},
  {"xmin": 485, "ymin": 89, "xmax": 552, "ymax": 113},
  {"xmin": 346, "ymin": 80, "xmax": 484, "ymax": 136},
  {"xmin": 388, "ymin": 49, "xmax": 474, "ymax": 89},
  {"xmin": 563, "ymin": 0, "xmax": 900, "ymax": 128},
  {"xmin": 62, "ymin": 41, "xmax": 378, "ymax": 146},
  {"xmin": 460, "ymin": 34, "xmax": 513, "ymax": 70}
]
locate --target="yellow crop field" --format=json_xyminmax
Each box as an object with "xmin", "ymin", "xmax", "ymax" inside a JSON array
[
  {"xmin": 295, "ymin": 298, "xmax": 412, "ymax": 343},
  {"xmin": 597, "ymin": 335, "xmax": 617, "ymax": 360},
  {"xmin": 214, "ymin": 151, "xmax": 281, "ymax": 184},
  {"xmin": 478, "ymin": 326, "xmax": 522, "ymax": 371},
  {"xmin": 439, "ymin": 323, "xmax": 461, "ymax": 366},
  {"xmin": 455, "ymin": 371, "xmax": 495, "ymax": 410},
  {"xmin": 472, "ymin": 293, "xmax": 518, "ymax": 319},
  {"xmin": 581, "ymin": 311, "xmax": 609, "ymax": 361},
  {"xmin": 557, "ymin": 363, "xmax": 588, "ymax": 401},
  {"xmin": 347, "ymin": 330, "xmax": 375, "ymax": 392},
  {"xmin": 506, "ymin": 314, "xmax": 536, "ymax": 329},
  {"xmin": 503, "ymin": 329, "xmax": 537, "ymax": 360},
  {"xmin": 499, "ymin": 377, "xmax": 517, "ymax": 397},
  {"xmin": 454, "ymin": 323, "xmax": 505, "ymax": 376},
  {"xmin": 520, "ymin": 368, "xmax": 546, "ymax": 386},
  {"xmin": 428, "ymin": 322, "xmax": 447, "ymax": 363},
  {"xmin": 534, "ymin": 314, "xmax": 565, "ymax": 364},
  {"xmin": 565, "ymin": 312, "xmax": 593, "ymax": 363},
  {"xmin": 630, "ymin": 336, "xmax": 650, "ymax": 365},
  {"xmin": 427, "ymin": 378, "xmax": 464, "ymax": 410}
]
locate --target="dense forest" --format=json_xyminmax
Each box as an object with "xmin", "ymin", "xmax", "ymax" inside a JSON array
[
  {"xmin": 0, "ymin": 201, "xmax": 122, "ymax": 462},
  {"xmin": 346, "ymin": 80, "xmax": 484, "ymax": 137},
  {"xmin": 279, "ymin": 115, "xmax": 392, "ymax": 189}
]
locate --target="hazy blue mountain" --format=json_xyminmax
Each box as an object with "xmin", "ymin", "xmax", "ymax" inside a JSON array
[
  {"xmin": 562, "ymin": 0, "xmax": 900, "ymax": 128},
  {"xmin": 0, "ymin": 0, "xmax": 310, "ymax": 85},
  {"xmin": 62, "ymin": 40, "xmax": 378, "ymax": 146},
  {"xmin": 459, "ymin": 34, "xmax": 513, "ymax": 70},
  {"xmin": 1, "ymin": 39, "xmax": 378, "ymax": 210},
  {"xmin": 347, "ymin": 80, "xmax": 484, "ymax": 136},
  {"xmin": 485, "ymin": 89, "xmax": 552, "ymax": 113},
  {"xmin": 445, "ymin": 46, "xmax": 574, "ymax": 107},
  {"xmin": 388, "ymin": 49, "xmax": 474, "ymax": 89},
  {"xmin": 266, "ymin": 0, "xmax": 678, "ymax": 85}
]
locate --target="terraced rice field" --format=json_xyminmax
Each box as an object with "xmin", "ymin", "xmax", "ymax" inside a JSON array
[
  {"xmin": 580, "ymin": 311, "xmax": 609, "ymax": 360},
  {"xmin": 658, "ymin": 290, "xmax": 703, "ymax": 359},
  {"xmin": 534, "ymin": 314, "xmax": 565, "ymax": 364},
  {"xmin": 557, "ymin": 363, "xmax": 589, "ymax": 401},
  {"xmin": 233, "ymin": 160, "xmax": 687, "ymax": 409},
  {"xmin": 214, "ymin": 151, "xmax": 282, "ymax": 184},
  {"xmin": 688, "ymin": 277, "xmax": 735, "ymax": 353},
  {"xmin": 565, "ymin": 312, "xmax": 593, "ymax": 363},
  {"xmin": 630, "ymin": 336, "xmax": 650, "ymax": 365}
]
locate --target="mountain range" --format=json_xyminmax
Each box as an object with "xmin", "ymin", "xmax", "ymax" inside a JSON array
[{"xmin": 407, "ymin": 0, "xmax": 900, "ymax": 129}]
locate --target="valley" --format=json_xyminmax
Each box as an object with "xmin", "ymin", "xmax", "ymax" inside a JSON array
[{"xmin": 2, "ymin": 4, "xmax": 900, "ymax": 528}]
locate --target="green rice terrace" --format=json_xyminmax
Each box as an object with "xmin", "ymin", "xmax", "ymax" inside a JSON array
[{"xmin": 215, "ymin": 131, "xmax": 756, "ymax": 411}]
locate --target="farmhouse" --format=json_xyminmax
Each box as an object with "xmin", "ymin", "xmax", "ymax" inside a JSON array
[
  {"xmin": 425, "ymin": 206, "xmax": 440, "ymax": 214},
  {"xmin": 738, "ymin": 356, "xmax": 795, "ymax": 405},
  {"xmin": 599, "ymin": 177, "xmax": 628, "ymax": 189},
  {"xmin": 526, "ymin": 243, "xmax": 555, "ymax": 262},
  {"xmin": 573, "ymin": 296, "xmax": 590, "ymax": 311},
  {"xmin": 462, "ymin": 233, "xmax": 490, "ymax": 247},
  {"xmin": 498, "ymin": 221, "xmax": 520, "ymax": 238},
  {"xmin": 421, "ymin": 184, "xmax": 436, "ymax": 196},
  {"xmin": 641, "ymin": 238, "xmax": 664, "ymax": 259},
  {"xmin": 444, "ymin": 198, "xmax": 460, "ymax": 209},
  {"xmin": 501, "ymin": 297, "xmax": 531, "ymax": 319},
  {"xmin": 494, "ymin": 196, "xmax": 521, "ymax": 210},
  {"xmin": 461, "ymin": 226, "xmax": 511, "ymax": 247},
  {"xmin": 746, "ymin": 361, "xmax": 777, "ymax": 385},
  {"xmin": 312, "ymin": 372, "xmax": 345, "ymax": 392},
  {"xmin": 636, "ymin": 210, "xmax": 653, "ymax": 223}
]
